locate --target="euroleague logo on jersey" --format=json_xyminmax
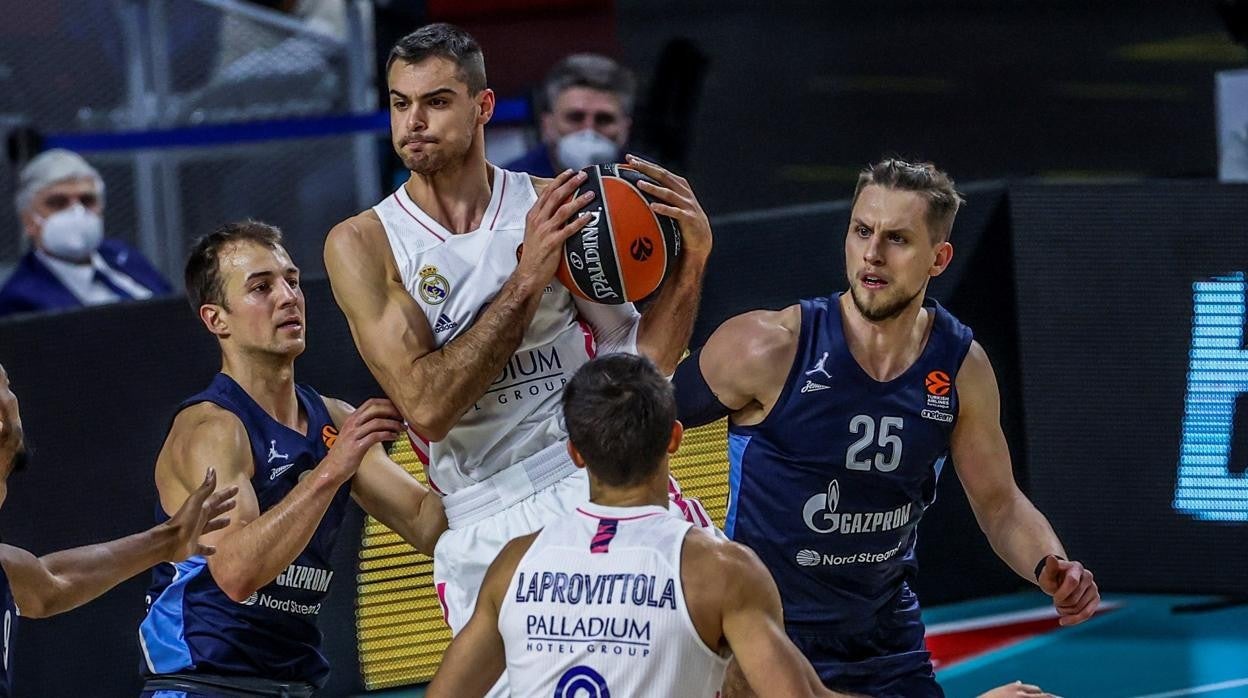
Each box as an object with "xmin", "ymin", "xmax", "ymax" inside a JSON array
[
  {"xmin": 925, "ymin": 370, "xmax": 951, "ymax": 396},
  {"xmin": 322, "ymin": 425, "xmax": 339, "ymax": 449}
]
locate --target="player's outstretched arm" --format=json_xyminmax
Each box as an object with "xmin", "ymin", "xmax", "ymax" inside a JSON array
[
  {"xmin": 327, "ymin": 398, "xmax": 447, "ymax": 556},
  {"xmin": 426, "ymin": 533, "xmax": 535, "ymax": 698},
  {"xmin": 325, "ymin": 169, "xmax": 595, "ymax": 441},
  {"xmin": 603, "ymin": 155, "xmax": 712, "ymax": 375},
  {"xmin": 672, "ymin": 307, "xmax": 799, "ymax": 427},
  {"xmin": 951, "ymin": 341, "xmax": 1099, "ymax": 626},
  {"xmin": 158, "ymin": 400, "xmax": 400, "ymax": 602},
  {"xmin": 711, "ymin": 538, "xmax": 845, "ymax": 698},
  {"xmin": 0, "ymin": 468, "xmax": 236, "ymax": 619}
]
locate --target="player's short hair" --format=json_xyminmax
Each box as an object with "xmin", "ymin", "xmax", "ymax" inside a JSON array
[
  {"xmin": 562, "ymin": 354, "xmax": 676, "ymax": 488},
  {"xmin": 184, "ymin": 220, "xmax": 283, "ymax": 311},
  {"xmin": 852, "ymin": 158, "xmax": 965, "ymax": 242},
  {"xmin": 387, "ymin": 23, "xmax": 487, "ymax": 95},
  {"xmin": 541, "ymin": 53, "xmax": 636, "ymax": 116}
]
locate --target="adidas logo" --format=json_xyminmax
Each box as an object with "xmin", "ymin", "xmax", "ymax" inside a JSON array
[
  {"xmin": 800, "ymin": 380, "xmax": 831, "ymax": 394},
  {"xmin": 433, "ymin": 314, "xmax": 459, "ymax": 334}
]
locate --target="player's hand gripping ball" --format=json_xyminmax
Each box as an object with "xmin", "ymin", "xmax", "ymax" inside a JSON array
[{"xmin": 555, "ymin": 163, "xmax": 681, "ymax": 304}]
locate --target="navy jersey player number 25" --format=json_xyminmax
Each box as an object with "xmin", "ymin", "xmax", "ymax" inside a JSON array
[{"xmin": 725, "ymin": 294, "xmax": 972, "ymax": 626}]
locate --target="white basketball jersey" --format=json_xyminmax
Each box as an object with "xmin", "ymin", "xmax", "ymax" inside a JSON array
[
  {"xmin": 373, "ymin": 166, "xmax": 625, "ymax": 493},
  {"xmin": 499, "ymin": 502, "xmax": 729, "ymax": 697}
]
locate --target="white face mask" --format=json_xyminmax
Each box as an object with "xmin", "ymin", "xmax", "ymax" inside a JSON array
[
  {"xmin": 36, "ymin": 203, "xmax": 104, "ymax": 262},
  {"xmin": 556, "ymin": 129, "xmax": 620, "ymax": 171}
]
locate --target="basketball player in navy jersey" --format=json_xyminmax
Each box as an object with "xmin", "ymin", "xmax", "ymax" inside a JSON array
[
  {"xmin": 428, "ymin": 354, "xmax": 844, "ymax": 698},
  {"xmin": 672, "ymin": 159, "xmax": 1097, "ymax": 697},
  {"xmin": 138, "ymin": 221, "xmax": 446, "ymax": 697},
  {"xmin": 0, "ymin": 362, "xmax": 236, "ymax": 697}
]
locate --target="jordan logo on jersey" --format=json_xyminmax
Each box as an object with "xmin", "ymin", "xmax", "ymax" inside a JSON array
[
  {"xmin": 806, "ymin": 352, "xmax": 832, "ymax": 379},
  {"xmin": 267, "ymin": 440, "xmax": 288, "ymax": 463}
]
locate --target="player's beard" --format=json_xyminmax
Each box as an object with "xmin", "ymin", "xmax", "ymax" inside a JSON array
[{"xmin": 848, "ymin": 281, "xmax": 923, "ymax": 322}]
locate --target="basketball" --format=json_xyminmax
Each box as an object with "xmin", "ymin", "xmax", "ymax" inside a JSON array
[{"xmin": 555, "ymin": 163, "xmax": 682, "ymax": 305}]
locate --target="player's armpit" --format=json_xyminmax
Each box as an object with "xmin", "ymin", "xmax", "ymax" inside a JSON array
[
  {"xmin": 427, "ymin": 534, "xmax": 536, "ymax": 698},
  {"xmin": 717, "ymin": 542, "xmax": 842, "ymax": 698}
]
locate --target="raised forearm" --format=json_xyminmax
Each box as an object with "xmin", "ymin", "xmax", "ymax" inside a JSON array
[
  {"xmin": 636, "ymin": 252, "xmax": 709, "ymax": 374},
  {"xmin": 37, "ymin": 525, "xmax": 178, "ymax": 617},
  {"xmin": 978, "ymin": 491, "xmax": 1065, "ymax": 583},
  {"xmin": 210, "ymin": 467, "xmax": 345, "ymax": 601},
  {"xmin": 397, "ymin": 276, "xmax": 542, "ymax": 439}
]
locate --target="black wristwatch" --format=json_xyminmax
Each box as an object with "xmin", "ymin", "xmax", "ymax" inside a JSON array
[{"xmin": 1034, "ymin": 554, "xmax": 1066, "ymax": 581}]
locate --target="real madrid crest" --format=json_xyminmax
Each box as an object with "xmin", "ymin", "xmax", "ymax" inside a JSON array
[{"xmin": 418, "ymin": 265, "xmax": 450, "ymax": 305}]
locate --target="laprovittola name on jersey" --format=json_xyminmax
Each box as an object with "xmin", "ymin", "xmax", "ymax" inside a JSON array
[{"xmin": 499, "ymin": 504, "xmax": 728, "ymax": 697}]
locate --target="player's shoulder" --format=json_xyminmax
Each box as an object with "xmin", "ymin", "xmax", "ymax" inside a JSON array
[
  {"xmin": 166, "ymin": 402, "xmax": 248, "ymax": 457},
  {"xmin": 954, "ymin": 340, "xmax": 995, "ymax": 393},
  {"xmin": 326, "ymin": 209, "xmax": 386, "ymax": 257},
  {"xmin": 707, "ymin": 306, "xmax": 800, "ymax": 369},
  {"xmin": 681, "ymin": 526, "xmax": 768, "ymax": 581}
]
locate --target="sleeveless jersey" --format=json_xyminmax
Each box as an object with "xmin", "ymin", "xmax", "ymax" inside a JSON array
[
  {"xmin": 373, "ymin": 166, "xmax": 621, "ymax": 494},
  {"xmin": 726, "ymin": 294, "xmax": 973, "ymax": 626},
  {"xmin": 499, "ymin": 502, "xmax": 728, "ymax": 697},
  {"xmin": 0, "ymin": 560, "xmax": 16, "ymax": 696},
  {"xmin": 139, "ymin": 374, "xmax": 349, "ymax": 687}
]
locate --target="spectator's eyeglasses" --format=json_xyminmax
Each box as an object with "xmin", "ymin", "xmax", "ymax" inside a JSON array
[
  {"xmin": 42, "ymin": 192, "xmax": 100, "ymax": 211},
  {"xmin": 561, "ymin": 110, "xmax": 620, "ymax": 128}
]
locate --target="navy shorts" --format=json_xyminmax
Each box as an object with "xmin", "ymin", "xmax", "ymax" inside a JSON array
[{"xmin": 787, "ymin": 587, "xmax": 943, "ymax": 698}]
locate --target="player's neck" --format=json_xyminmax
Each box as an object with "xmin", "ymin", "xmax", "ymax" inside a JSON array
[
  {"xmin": 221, "ymin": 354, "xmax": 300, "ymax": 429},
  {"xmin": 588, "ymin": 476, "xmax": 669, "ymax": 509},
  {"xmin": 402, "ymin": 149, "xmax": 494, "ymax": 234},
  {"xmin": 839, "ymin": 293, "xmax": 932, "ymax": 382}
]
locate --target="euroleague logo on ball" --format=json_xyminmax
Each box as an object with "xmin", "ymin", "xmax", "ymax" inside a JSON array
[
  {"xmin": 629, "ymin": 236, "xmax": 655, "ymax": 262},
  {"xmin": 925, "ymin": 370, "xmax": 951, "ymax": 396}
]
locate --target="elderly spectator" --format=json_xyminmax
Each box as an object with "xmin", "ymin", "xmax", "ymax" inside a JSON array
[
  {"xmin": 505, "ymin": 53, "xmax": 637, "ymax": 176},
  {"xmin": 0, "ymin": 149, "xmax": 171, "ymax": 318}
]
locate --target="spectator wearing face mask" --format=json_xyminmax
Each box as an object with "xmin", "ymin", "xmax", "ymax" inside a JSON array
[
  {"xmin": 505, "ymin": 53, "xmax": 637, "ymax": 176},
  {"xmin": 0, "ymin": 149, "xmax": 172, "ymax": 318}
]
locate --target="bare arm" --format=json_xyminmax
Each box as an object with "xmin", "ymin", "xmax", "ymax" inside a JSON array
[
  {"xmin": 607, "ymin": 155, "xmax": 713, "ymax": 374},
  {"xmin": 0, "ymin": 469, "xmax": 235, "ymax": 619},
  {"xmin": 715, "ymin": 541, "xmax": 842, "ymax": 698},
  {"xmin": 951, "ymin": 341, "xmax": 1099, "ymax": 625},
  {"xmin": 674, "ymin": 307, "xmax": 799, "ymax": 426},
  {"xmin": 158, "ymin": 400, "xmax": 400, "ymax": 602},
  {"xmin": 325, "ymin": 171, "xmax": 595, "ymax": 441},
  {"xmin": 426, "ymin": 533, "xmax": 535, "ymax": 698},
  {"xmin": 327, "ymin": 399, "xmax": 447, "ymax": 556}
]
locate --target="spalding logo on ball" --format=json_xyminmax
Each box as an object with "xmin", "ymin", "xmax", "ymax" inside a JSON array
[{"xmin": 556, "ymin": 163, "xmax": 681, "ymax": 305}]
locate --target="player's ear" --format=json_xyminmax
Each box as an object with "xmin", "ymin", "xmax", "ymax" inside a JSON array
[
  {"xmin": 667, "ymin": 420, "xmax": 684, "ymax": 454},
  {"xmin": 930, "ymin": 240, "xmax": 953, "ymax": 278},
  {"xmin": 566, "ymin": 440, "xmax": 587, "ymax": 470},
  {"xmin": 476, "ymin": 88, "xmax": 495, "ymax": 126},
  {"xmin": 199, "ymin": 303, "xmax": 230, "ymax": 338}
]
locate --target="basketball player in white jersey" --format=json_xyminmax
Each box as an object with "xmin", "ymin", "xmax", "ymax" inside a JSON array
[
  {"xmin": 324, "ymin": 22, "xmax": 714, "ymax": 667},
  {"xmin": 426, "ymin": 354, "xmax": 843, "ymax": 698}
]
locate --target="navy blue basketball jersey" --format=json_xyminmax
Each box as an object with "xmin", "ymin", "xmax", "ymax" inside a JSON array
[
  {"xmin": 139, "ymin": 373, "xmax": 349, "ymax": 687},
  {"xmin": 726, "ymin": 294, "xmax": 973, "ymax": 626},
  {"xmin": 0, "ymin": 560, "xmax": 17, "ymax": 696}
]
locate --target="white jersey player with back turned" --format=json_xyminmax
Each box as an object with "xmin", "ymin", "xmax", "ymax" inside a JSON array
[
  {"xmin": 323, "ymin": 23, "xmax": 715, "ymax": 683},
  {"xmin": 427, "ymin": 355, "xmax": 843, "ymax": 698}
]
